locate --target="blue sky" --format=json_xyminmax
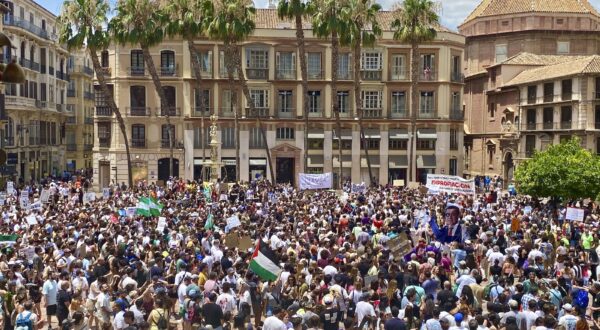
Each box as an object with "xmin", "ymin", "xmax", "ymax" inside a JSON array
[{"xmin": 39, "ymin": 0, "xmax": 600, "ymax": 31}]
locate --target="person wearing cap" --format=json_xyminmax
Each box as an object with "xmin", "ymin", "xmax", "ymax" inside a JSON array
[
  {"xmin": 430, "ymin": 204, "xmax": 466, "ymax": 244},
  {"xmin": 500, "ymin": 300, "xmax": 520, "ymax": 325},
  {"xmin": 558, "ymin": 304, "xmax": 578, "ymax": 330},
  {"xmin": 319, "ymin": 294, "xmax": 341, "ymax": 330},
  {"xmin": 449, "ymin": 313, "xmax": 466, "ymax": 330}
]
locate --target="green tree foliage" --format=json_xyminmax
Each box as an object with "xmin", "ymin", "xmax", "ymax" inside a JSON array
[{"xmin": 514, "ymin": 137, "xmax": 600, "ymax": 199}]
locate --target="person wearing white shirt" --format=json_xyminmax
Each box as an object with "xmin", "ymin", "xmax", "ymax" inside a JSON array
[
  {"xmin": 216, "ymin": 282, "xmax": 237, "ymax": 314},
  {"xmin": 178, "ymin": 276, "xmax": 191, "ymax": 306},
  {"xmin": 355, "ymin": 296, "xmax": 376, "ymax": 327},
  {"xmin": 263, "ymin": 306, "xmax": 287, "ymax": 330},
  {"xmin": 486, "ymin": 246, "xmax": 505, "ymax": 265},
  {"xmin": 129, "ymin": 300, "xmax": 146, "ymax": 325}
]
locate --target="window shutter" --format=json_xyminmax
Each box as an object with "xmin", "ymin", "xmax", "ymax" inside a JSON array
[
  {"xmin": 292, "ymin": 52, "xmax": 296, "ymax": 70},
  {"xmin": 360, "ymin": 52, "xmax": 365, "ymax": 70},
  {"xmin": 378, "ymin": 91, "xmax": 382, "ymax": 108},
  {"xmin": 207, "ymin": 51, "xmax": 213, "ymax": 72},
  {"xmin": 220, "ymin": 51, "xmax": 225, "ymax": 75},
  {"xmin": 265, "ymin": 90, "xmax": 270, "ymax": 108},
  {"xmin": 275, "ymin": 51, "xmax": 280, "ymax": 69},
  {"xmin": 431, "ymin": 54, "xmax": 436, "ymax": 70},
  {"xmin": 347, "ymin": 53, "xmax": 353, "ymax": 72},
  {"xmin": 378, "ymin": 53, "xmax": 383, "ymax": 69}
]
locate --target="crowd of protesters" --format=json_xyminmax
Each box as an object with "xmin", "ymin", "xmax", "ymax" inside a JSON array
[{"xmin": 0, "ymin": 177, "xmax": 598, "ymax": 330}]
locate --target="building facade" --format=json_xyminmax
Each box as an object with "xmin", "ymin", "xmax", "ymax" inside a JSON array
[
  {"xmin": 92, "ymin": 10, "xmax": 465, "ymax": 188},
  {"xmin": 66, "ymin": 52, "xmax": 95, "ymax": 174},
  {"xmin": 0, "ymin": 0, "xmax": 69, "ymax": 181},
  {"xmin": 459, "ymin": 0, "xmax": 600, "ymax": 182}
]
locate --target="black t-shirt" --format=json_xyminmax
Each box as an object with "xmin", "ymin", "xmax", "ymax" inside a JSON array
[
  {"xmin": 385, "ymin": 318, "xmax": 407, "ymax": 330},
  {"xmin": 437, "ymin": 289, "xmax": 457, "ymax": 311},
  {"xmin": 490, "ymin": 265, "xmax": 503, "ymax": 277},
  {"xmin": 320, "ymin": 307, "xmax": 341, "ymax": 330},
  {"xmin": 593, "ymin": 291, "xmax": 600, "ymax": 319},
  {"xmin": 202, "ymin": 302, "xmax": 223, "ymax": 328},
  {"xmin": 487, "ymin": 301, "xmax": 509, "ymax": 313}
]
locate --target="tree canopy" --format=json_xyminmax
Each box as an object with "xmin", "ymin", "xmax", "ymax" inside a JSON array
[{"xmin": 514, "ymin": 138, "xmax": 600, "ymax": 200}]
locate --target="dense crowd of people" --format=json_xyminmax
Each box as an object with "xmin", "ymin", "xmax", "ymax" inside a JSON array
[{"xmin": 0, "ymin": 177, "xmax": 599, "ymax": 330}]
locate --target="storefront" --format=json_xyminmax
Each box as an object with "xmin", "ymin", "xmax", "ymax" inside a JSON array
[
  {"xmin": 417, "ymin": 155, "xmax": 436, "ymax": 184},
  {"xmin": 389, "ymin": 155, "xmax": 408, "ymax": 184},
  {"xmin": 221, "ymin": 158, "xmax": 237, "ymax": 182},
  {"xmin": 249, "ymin": 158, "xmax": 267, "ymax": 181}
]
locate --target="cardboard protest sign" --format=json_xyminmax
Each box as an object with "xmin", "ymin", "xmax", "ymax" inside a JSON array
[
  {"xmin": 26, "ymin": 215, "xmax": 38, "ymax": 226},
  {"xmin": 20, "ymin": 190, "xmax": 29, "ymax": 208},
  {"xmin": 225, "ymin": 233, "xmax": 239, "ymax": 249},
  {"xmin": 83, "ymin": 192, "xmax": 96, "ymax": 204},
  {"xmin": 238, "ymin": 235, "xmax": 253, "ymax": 251},
  {"xmin": 393, "ymin": 180, "xmax": 405, "ymax": 187},
  {"xmin": 40, "ymin": 189, "xmax": 51, "ymax": 203}
]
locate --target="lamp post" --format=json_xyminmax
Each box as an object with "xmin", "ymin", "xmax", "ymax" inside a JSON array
[{"xmin": 208, "ymin": 114, "xmax": 222, "ymax": 183}]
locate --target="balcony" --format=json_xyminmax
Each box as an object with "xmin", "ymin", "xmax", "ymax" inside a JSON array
[
  {"xmin": 158, "ymin": 107, "xmax": 181, "ymax": 117},
  {"xmin": 419, "ymin": 70, "xmax": 437, "ymax": 81},
  {"xmin": 129, "ymin": 66, "xmax": 145, "ymax": 76},
  {"xmin": 360, "ymin": 70, "xmax": 382, "ymax": 81},
  {"xmin": 160, "ymin": 66, "xmax": 177, "ymax": 76},
  {"xmin": 35, "ymin": 100, "xmax": 48, "ymax": 109},
  {"xmin": 276, "ymin": 68, "xmax": 296, "ymax": 80},
  {"xmin": 418, "ymin": 111, "xmax": 436, "ymax": 119},
  {"xmin": 67, "ymin": 144, "xmax": 77, "ymax": 151},
  {"xmin": 308, "ymin": 70, "xmax": 324, "ymax": 80},
  {"xmin": 339, "ymin": 110, "xmax": 353, "ymax": 118},
  {"xmin": 390, "ymin": 67, "xmax": 407, "ymax": 80},
  {"xmin": 192, "ymin": 70, "xmax": 213, "ymax": 79},
  {"xmin": 5, "ymin": 96, "xmax": 36, "ymax": 108},
  {"xmin": 41, "ymin": 65, "xmax": 46, "ymax": 74},
  {"xmin": 362, "ymin": 109, "xmax": 382, "ymax": 118},
  {"xmin": 4, "ymin": 136, "xmax": 15, "ymax": 147},
  {"xmin": 84, "ymin": 117, "xmax": 94, "ymax": 125},
  {"xmin": 84, "ymin": 144, "xmax": 93, "ymax": 151},
  {"xmin": 161, "ymin": 139, "xmax": 173, "ymax": 148},
  {"xmin": 4, "ymin": 17, "xmax": 50, "ymax": 40},
  {"xmin": 451, "ymin": 72, "xmax": 464, "ymax": 83},
  {"xmin": 450, "ymin": 111, "xmax": 464, "ymax": 120},
  {"xmin": 521, "ymin": 121, "xmax": 579, "ymax": 130},
  {"xmin": 132, "ymin": 139, "xmax": 146, "ymax": 148},
  {"xmin": 560, "ymin": 121, "xmax": 572, "ymax": 129},
  {"xmin": 390, "ymin": 110, "xmax": 408, "ymax": 119},
  {"xmin": 277, "ymin": 109, "xmax": 295, "ymax": 118},
  {"xmin": 96, "ymin": 106, "xmax": 113, "ymax": 116},
  {"xmin": 191, "ymin": 107, "xmax": 211, "ymax": 117},
  {"xmin": 66, "ymin": 104, "xmax": 76, "ymax": 114},
  {"xmin": 562, "ymin": 92, "xmax": 572, "ymax": 101},
  {"xmin": 56, "ymin": 71, "xmax": 69, "ymax": 81},
  {"xmin": 246, "ymin": 107, "xmax": 269, "ymax": 118},
  {"xmin": 543, "ymin": 94, "xmax": 554, "ymax": 103},
  {"xmin": 67, "ymin": 89, "xmax": 76, "ymax": 97},
  {"xmin": 220, "ymin": 108, "xmax": 236, "ymax": 117},
  {"xmin": 246, "ymin": 68, "xmax": 268, "ymax": 79},
  {"xmin": 56, "ymin": 104, "xmax": 64, "ymax": 112},
  {"xmin": 308, "ymin": 108, "xmax": 323, "ymax": 118},
  {"xmin": 128, "ymin": 107, "xmax": 151, "ymax": 116},
  {"xmin": 219, "ymin": 69, "xmax": 238, "ymax": 79},
  {"xmin": 334, "ymin": 70, "xmax": 353, "ymax": 81},
  {"xmin": 84, "ymin": 91, "xmax": 95, "ymax": 100},
  {"xmin": 49, "ymin": 66, "xmax": 55, "ymax": 75},
  {"xmin": 19, "ymin": 58, "xmax": 31, "ymax": 69},
  {"xmin": 31, "ymin": 61, "xmax": 40, "ymax": 72},
  {"xmin": 99, "ymin": 138, "xmax": 110, "ymax": 148}
]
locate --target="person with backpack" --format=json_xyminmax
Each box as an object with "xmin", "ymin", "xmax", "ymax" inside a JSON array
[
  {"xmin": 147, "ymin": 297, "xmax": 171, "ymax": 330},
  {"xmin": 14, "ymin": 301, "xmax": 44, "ymax": 330}
]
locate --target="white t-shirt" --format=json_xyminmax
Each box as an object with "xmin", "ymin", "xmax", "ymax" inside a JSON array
[
  {"xmin": 355, "ymin": 301, "xmax": 376, "ymax": 326},
  {"xmin": 262, "ymin": 316, "xmax": 287, "ymax": 330},
  {"xmin": 113, "ymin": 310, "xmax": 127, "ymax": 330},
  {"xmin": 42, "ymin": 280, "xmax": 58, "ymax": 305}
]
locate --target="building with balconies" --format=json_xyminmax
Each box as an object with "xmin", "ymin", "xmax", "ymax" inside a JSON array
[
  {"xmin": 1, "ymin": 0, "xmax": 69, "ymax": 181},
  {"xmin": 92, "ymin": 9, "xmax": 464, "ymax": 188},
  {"xmin": 460, "ymin": 0, "xmax": 600, "ymax": 183},
  {"xmin": 65, "ymin": 52, "xmax": 95, "ymax": 173}
]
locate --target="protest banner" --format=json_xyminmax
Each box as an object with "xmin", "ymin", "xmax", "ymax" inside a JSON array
[
  {"xmin": 7, "ymin": 182, "xmax": 14, "ymax": 195},
  {"xmin": 351, "ymin": 183, "xmax": 366, "ymax": 194},
  {"xmin": 157, "ymin": 217, "xmax": 167, "ymax": 232},
  {"xmin": 83, "ymin": 192, "xmax": 96, "ymax": 204},
  {"xmin": 103, "ymin": 188, "xmax": 111, "ymax": 199},
  {"xmin": 407, "ymin": 182, "xmax": 421, "ymax": 189},
  {"xmin": 126, "ymin": 207, "xmax": 137, "ymax": 218},
  {"xmin": 226, "ymin": 215, "xmax": 242, "ymax": 232},
  {"xmin": 0, "ymin": 192, "xmax": 6, "ymax": 206},
  {"xmin": 26, "ymin": 215, "xmax": 38, "ymax": 225},
  {"xmin": 40, "ymin": 189, "xmax": 51, "ymax": 203},
  {"xmin": 566, "ymin": 207, "xmax": 585, "ymax": 221},
  {"xmin": 392, "ymin": 180, "xmax": 405, "ymax": 187},
  {"xmin": 28, "ymin": 201, "xmax": 42, "ymax": 211},
  {"xmin": 20, "ymin": 190, "xmax": 29, "ymax": 208},
  {"xmin": 388, "ymin": 234, "xmax": 412, "ymax": 259},
  {"xmin": 425, "ymin": 174, "xmax": 476, "ymax": 195},
  {"xmin": 299, "ymin": 173, "xmax": 333, "ymax": 190}
]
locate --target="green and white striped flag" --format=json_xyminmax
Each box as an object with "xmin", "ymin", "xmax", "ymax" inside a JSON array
[
  {"xmin": 136, "ymin": 198, "xmax": 151, "ymax": 217},
  {"xmin": 0, "ymin": 234, "xmax": 18, "ymax": 245},
  {"xmin": 147, "ymin": 197, "xmax": 163, "ymax": 216},
  {"xmin": 137, "ymin": 197, "xmax": 163, "ymax": 217}
]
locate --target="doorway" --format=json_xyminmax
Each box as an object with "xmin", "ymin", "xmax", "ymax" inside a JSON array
[
  {"xmin": 276, "ymin": 157, "xmax": 295, "ymax": 185},
  {"xmin": 157, "ymin": 158, "xmax": 179, "ymax": 181},
  {"xmin": 504, "ymin": 152, "xmax": 514, "ymax": 186},
  {"xmin": 99, "ymin": 161, "xmax": 110, "ymax": 188}
]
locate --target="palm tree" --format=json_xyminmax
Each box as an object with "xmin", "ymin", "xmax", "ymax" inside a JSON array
[
  {"xmin": 277, "ymin": 0, "xmax": 311, "ymax": 173},
  {"xmin": 163, "ymin": 0, "xmax": 213, "ymax": 180},
  {"xmin": 111, "ymin": 0, "xmax": 177, "ymax": 178},
  {"xmin": 341, "ymin": 0, "xmax": 381, "ymax": 185},
  {"xmin": 207, "ymin": 0, "xmax": 275, "ymax": 183},
  {"xmin": 58, "ymin": 0, "xmax": 134, "ymax": 188},
  {"xmin": 392, "ymin": 0, "xmax": 438, "ymax": 183},
  {"xmin": 310, "ymin": 0, "xmax": 347, "ymax": 187}
]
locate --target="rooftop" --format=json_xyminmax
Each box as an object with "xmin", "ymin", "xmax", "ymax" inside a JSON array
[
  {"xmin": 495, "ymin": 52, "xmax": 589, "ymax": 67},
  {"xmin": 504, "ymin": 55, "xmax": 600, "ymax": 86},
  {"xmin": 460, "ymin": 0, "xmax": 600, "ymax": 26}
]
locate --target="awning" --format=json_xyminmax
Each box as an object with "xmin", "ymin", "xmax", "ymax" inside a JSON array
[
  {"xmin": 307, "ymin": 155, "xmax": 324, "ymax": 167},
  {"xmin": 307, "ymin": 129, "xmax": 324, "ymax": 139},
  {"xmin": 417, "ymin": 128, "xmax": 437, "ymax": 139},
  {"xmin": 389, "ymin": 155, "xmax": 408, "ymax": 168},
  {"xmin": 222, "ymin": 158, "xmax": 236, "ymax": 166},
  {"xmin": 249, "ymin": 159, "xmax": 267, "ymax": 166},
  {"xmin": 363, "ymin": 129, "xmax": 380, "ymax": 139},
  {"xmin": 389, "ymin": 128, "xmax": 409, "ymax": 139},
  {"xmin": 193, "ymin": 158, "xmax": 205, "ymax": 165},
  {"xmin": 333, "ymin": 129, "xmax": 353, "ymax": 140},
  {"xmin": 417, "ymin": 155, "xmax": 436, "ymax": 168},
  {"xmin": 333, "ymin": 155, "xmax": 352, "ymax": 167},
  {"xmin": 361, "ymin": 156, "xmax": 380, "ymax": 168}
]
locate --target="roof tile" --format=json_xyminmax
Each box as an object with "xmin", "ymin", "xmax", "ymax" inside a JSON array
[{"xmin": 504, "ymin": 55, "xmax": 600, "ymax": 86}]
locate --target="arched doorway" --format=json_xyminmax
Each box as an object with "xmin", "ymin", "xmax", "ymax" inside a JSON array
[
  {"xmin": 504, "ymin": 152, "xmax": 514, "ymax": 185},
  {"xmin": 157, "ymin": 158, "xmax": 179, "ymax": 182}
]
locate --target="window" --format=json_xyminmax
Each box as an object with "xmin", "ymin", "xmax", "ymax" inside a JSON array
[
  {"xmin": 557, "ymin": 41, "xmax": 570, "ymax": 54},
  {"xmin": 451, "ymin": 55, "xmax": 461, "ymax": 77},
  {"xmin": 338, "ymin": 53, "xmax": 351, "ymax": 79},
  {"xmin": 495, "ymin": 44, "xmax": 507, "ymax": 63},
  {"xmin": 197, "ymin": 50, "xmax": 212, "ymax": 73},
  {"xmin": 130, "ymin": 86, "xmax": 146, "ymax": 109},
  {"xmin": 543, "ymin": 83, "xmax": 554, "ymax": 102},
  {"xmin": 40, "ymin": 83, "xmax": 47, "ymax": 102},
  {"xmin": 596, "ymin": 105, "xmax": 600, "ymax": 129},
  {"xmin": 449, "ymin": 158, "xmax": 457, "ymax": 176},
  {"xmin": 130, "ymin": 50, "xmax": 144, "ymax": 73},
  {"xmin": 161, "ymin": 124, "xmax": 175, "ymax": 145},
  {"xmin": 451, "ymin": 92, "xmax": 461, "ymax": 113},
  {"xmin": 419, "ymin": 91, "xmax": 434, "ymax": 114},
  {"xmin": 5, "ymin": 118, "xmax": 14, "ymax": 146},
  {"xmin": 276, "ymin": 52, "xmax": 295, "ymax": 78},
  {"xmin": 221, "ymin": 90, "xmax": 236, "ymax": 113},
  {"xmin": 362, "ymin": 91, "xmax": 382, "ymax": 109},
  {"xmin": 194, "ymin": 89, "xmax": 210, "ymax": 113},
  {"xmin": 420, "ymin": 54, "xmax": 435, "ymax": 71},
  {"xmin": 391, "ymin": 91, "xmax": 406, "ymax": 115},
  {"xmin": 391, "ymin": 54, "xmax": 406, "ymax": 79},
  {"xmin": 193, "ymin": 127, "xmax": 203, "ymax": 148},
  {"xmin": 98, "ymin": 122, "xmax": 111, "ymax": 146},
  {"xmin": 160, "ymin": 50, "xmax": 175, "ymax": 75},
  {"xmin": 389, "ymin": 139, "xmax": 407, "ymax": 150},
  {"xmin": 221, "ymin": 127, "xmax": 235, "ymax": 149},
  {"xmin": 308, "ymin": 91, "xmax": 321, "ymax": 113},
  {"xmin": 307, "ymin": 52, "xmax": 322, "ymax": 78},
  {"xmin": 332, "ymin": 140, "xmax": 353, "ymax": 150},
  {"xmin": 526, "ymin": 109, "xmax": 536, "ymax": 129},
  {"xmin": 246, "ymin": 48, "xmax": 268, "ymax": 68},
  {"xmin": 249, "ymin": 127, "xmax": 265, "ymax": 148},
  {"xmin": 487, "ymin": 144, "xmax": 495, "ymax": 164},
  {"xmin": 278, "ymin": 90, "xmax": 293, "ymax": 113},
  {"xmin": 525, "ymin": 135, "xmax": 536, "ymax": 157},
  {"xmin": 543, "ymin": 107, "xmax": 554, "ymax": 129},
  {"xmin": 161, "ymin": 86, "xmax": 176, "ymax": 115},
  {"xmin": 101, "ymin": 50, "xmax": 109, "ymax": 67},
  {"xmin": 362, "ymin": 139, "xmax": 379, "ymax": 150},
  {"xmin": 450, "ymin": 129, "xmax": 458, "ymax": 150},
  {"xmin": 249, "ymin": 89, "xmax": 269, "ymax": 108},
  {"xmin": 308, "ymin": 139, "xmax": 324, "ymax": 149},
  {"xmin": 416, "ymin": 139, "xmax": 435, "ymax": 150},
  {"xmin": 219, "ymin": 50, "xmax": 235, "ymax": 77},
  {"xmin": 361, "ymin": 52, "xmax": 382, "ymax": 70},
  {"xmin": 527, "ymin": 85, "xmax": 537, "ymax": 104},
  {"xmin": 561, "ymin": 106, "xmax": 572, "ymax": 129},
  {"xmin": 561, "ymin": 79, "xmax": 572, "ymax": 100},
  {"xmin": 131, "ymin": 124, "xmax": 146, "ymax": 147},
  {"xmin": 276, "ymin": 127, "xmax": 295, "ymax": 140}
]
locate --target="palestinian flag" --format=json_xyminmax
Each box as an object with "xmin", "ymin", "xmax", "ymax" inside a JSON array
[
  {"xmin": 249, "ymin": 240, "xmax": 281, "ymax": 281},
  {"xmin": 0, "ymin": 234, "xmax": 18, "ymax": 245}
]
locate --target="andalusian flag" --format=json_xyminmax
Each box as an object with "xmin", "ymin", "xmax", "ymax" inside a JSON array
[
  {"xmin": 136, "ymin": 197, "xmax": 163, "ymax": 217},
  {"xmin": 0, "ymin": 234, "xmax": 18, "ymax": 245},
  {"xmin": 249, "ymin": 240, "xmax": 281, "ymax": 281}
]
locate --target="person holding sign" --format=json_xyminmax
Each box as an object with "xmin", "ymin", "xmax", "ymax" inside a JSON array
[{"xmin": 429, "ymin": 203, "xmax": 467, "ymax": 244}]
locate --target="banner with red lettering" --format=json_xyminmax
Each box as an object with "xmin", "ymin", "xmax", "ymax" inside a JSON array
[{"xmin": 425, "ymin": 174, "xmax": 476, "ymax": 195}]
